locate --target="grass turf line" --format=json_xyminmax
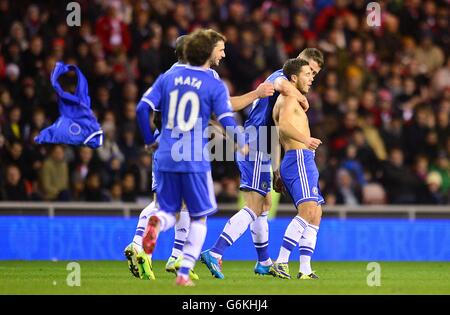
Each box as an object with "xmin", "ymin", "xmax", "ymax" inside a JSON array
[{"xmin": 1, "ymin": 261, "xmax": 449, "ymax": 294}]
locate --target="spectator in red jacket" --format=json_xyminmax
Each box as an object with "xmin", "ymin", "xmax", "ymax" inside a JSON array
[{"xmin": 95, "ymin": 2, "xmax": 131, "ymax": 55}]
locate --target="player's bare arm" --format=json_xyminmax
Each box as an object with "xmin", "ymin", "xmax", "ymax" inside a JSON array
[
  {"xmin": 271, "ymin": 130, "xmax": 281, "ymax": 173},
  {"xmin": 209, "ymin": 112, "xmax": 249, "ymax": 156},
  {"xmin": 230, "ymin": 82, "xmax": 275, "ymax": 111},
  {"xmin": 270, "ymin": 131, "xmax": 285, "ymax": 193},
  {"xmin": 274, "ymin": 77, "xmax": 309, "ymax": 111}
]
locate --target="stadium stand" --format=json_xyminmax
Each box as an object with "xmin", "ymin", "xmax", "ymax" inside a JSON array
[{"xmin": 0, "ymin": 0, "xmax": 448, "ymax": 206}]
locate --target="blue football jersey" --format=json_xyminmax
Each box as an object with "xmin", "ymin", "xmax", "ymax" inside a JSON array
[
  {"xmin": 244, "ymin": 69, "xmax": 286, "ymax": 152},
  {"xmin": 140, "ymin": 63, "xmax": 219, "ymax": 111},
  {"xmin": 147, "ymin": 65, "xmax": 233, "ymax": 173},
  {"xmin": 35, "ymin": 62, "xmax": 103, "ymax": 149}
]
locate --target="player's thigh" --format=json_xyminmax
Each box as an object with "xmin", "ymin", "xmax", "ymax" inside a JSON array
[
  {"xmin": 181, "ymin": 171, "xmax": 218, "ymax": 219},
  {"xmin": 242, "ymin": 190, "xmax": 266, "ymax": 215},
  {"xmin": 310, "ymin": 204, "xmax": 322, "ymax": 226},
  {"xmin": 262, "ymin": 191, "xmax": 272, "ymax": 212},
  {"xmin": 315, "ymin": 187, "xmax": 324, "ymax": 222},
  {"xmin": 156, "ymin": 172, "xmax": 182, "ymax": 213}
]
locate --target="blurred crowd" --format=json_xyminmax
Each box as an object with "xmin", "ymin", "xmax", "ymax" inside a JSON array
[{"xmin": 0, "ymin": 0, "xmax": 449, "ymax": 205}]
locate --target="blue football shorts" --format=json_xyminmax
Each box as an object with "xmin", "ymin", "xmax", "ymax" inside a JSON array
[
  {"xmin": 280, "ymin": 149, "xmax": 324, "ymax": 207},
  {"xmin": 156, "ymin": 171, "xmax": 218, "ymax": 218},
  {"xmin": 236, "ymin": 150, "xmax": 272, "ymax": 197}
]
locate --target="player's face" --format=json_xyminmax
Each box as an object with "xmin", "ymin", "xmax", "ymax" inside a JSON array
[
  {"xmin": 210, "ymin": 40, "xmax": 225, "ymax": 66},
  {"xmin": 296, "ymin": 65, "xmax": 313, "ymax": 94},
  {"xmin": 308, "ymin": 60, "xmax": 321, "ymax": 80}
]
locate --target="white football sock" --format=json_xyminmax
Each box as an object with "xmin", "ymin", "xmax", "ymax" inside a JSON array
[
  {"xmin": 250, "ymin": 211, "xmax": 272, "ymax": 266},
  {"xmin": 171, "ymin": 208, "xmax": 191, "ymax": 258},
  {"xmin": 276, "ymin": 216, "xmax": 308, "ymax": 263},
  {"xmin": 179, "ymin": 219, "xmax": 207, "ymax": 277},
  {"xmin": 210, "ymin": 207, "xmax": 257, "ymax": 259},
  {"xmin": 299, "ymin": 224, "xmax": 319, "ymax": 275}
]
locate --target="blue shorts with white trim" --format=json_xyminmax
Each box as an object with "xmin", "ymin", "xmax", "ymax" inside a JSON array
[
  {"xmin": 156, "ymin": 171, "xmax": 217, "ymax": 218},
  {"xmin": 280, "ymin": 149, "xmax": 324, "ymax": 207},
  {"xmin": 236, "ymin": 150, "xmax": 272, "ymax": 197}
]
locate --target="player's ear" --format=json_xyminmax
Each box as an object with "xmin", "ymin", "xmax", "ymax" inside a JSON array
[{"xmin": 290, "ymin": 74, "xmax": 298, "ymax": 84}]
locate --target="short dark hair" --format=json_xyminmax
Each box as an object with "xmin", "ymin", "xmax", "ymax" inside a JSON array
[
  {"xmin": 298, "ymin": 48, "xmax": 324, "ymax": 68},
  {"xmin": 283, "ymin": 58, "xmax": 310, "ymax": 80},
  {"xmin": 205, "ymin": 29, "xmax": 226, "ymax": 46},
  {"xmin": 175, "ymin": 35, "xmax": 188, "ymax": 63},
  {"xmin": 184, "ymin": 30, "xmax": 214, "ymax": 66}
]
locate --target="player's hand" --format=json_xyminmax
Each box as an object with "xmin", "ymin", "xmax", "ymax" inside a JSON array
[
  {"xmin": 256, "ymin": 82, "xmax": 275, "ymax": 98},
  {"xmin": 208, "ymin": 119, "xmax": 227, "ymax": 139},
  {"xmin": 297, "ymin": 94, "xmax": 309, "ymax": 112},
  {"xmin": 238, "ymin": 144, "xmax": 250, "ymax": 156},
  {"xmin": 273, "ymin": 170, "xmax": 285, "ymax": 194},
  {"xmin": 305, "ymin": 137, "xmax": 322, "ymax": 151},
  {"xmin": 144, "ymin": 142, "xmax": 159, "ymax": 153}
]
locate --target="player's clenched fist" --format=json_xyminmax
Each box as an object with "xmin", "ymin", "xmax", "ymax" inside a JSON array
[
  {"xmin": 238, "ymin": 143, "xmax": 250, "ymax": 156},
  {"xmin": 256, "ymin": 82, "xmax": 275, "ymax": 98},
  {"xmin": 144, "ymin": 142, "xmax": 159, "ymax": 153},
  {"xmin": 273, "ymin": 170, "xmax": 286, "ymax": 194},
  {"xmin": 305, "ymin": 137, "xmax": 322, "ymax": 151}
]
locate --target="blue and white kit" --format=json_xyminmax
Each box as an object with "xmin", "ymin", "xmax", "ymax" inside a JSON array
[
  {"xmin": 237, "ymin": 69, "xmax": 286, "ymax": 196},
  {"xmin": 142, "ymin": 65, "xmax": 244, "ymax": 217},
  {"xmin": 280, "ymin": 149, "xmax": 324, "ymax": 207}
]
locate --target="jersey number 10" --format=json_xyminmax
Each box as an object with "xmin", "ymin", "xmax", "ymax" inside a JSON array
[{"xmin": 166, "ymin": 89, "xmax": 200, "ymax": 132}]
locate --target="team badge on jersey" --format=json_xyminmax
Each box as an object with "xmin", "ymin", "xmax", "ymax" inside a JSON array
[
  {"xmin": 312, "ymin": 186, "xmax": 319, "ymax": 196},
  {"xmin": 261, "ymin": 181, "xmax": 269, "ymax": 190}
]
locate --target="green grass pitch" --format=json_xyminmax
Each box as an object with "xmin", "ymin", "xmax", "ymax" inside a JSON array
[{"xmin": 1, "ymin": 261, "xmax": 449, "ymax": 294}]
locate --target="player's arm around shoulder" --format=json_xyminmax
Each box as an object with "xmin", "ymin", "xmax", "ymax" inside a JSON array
[
  {"xmin": 229, "ymin": 82, "xmax": 274, "ymax": 112},
  {"xmin": 274, "ymin": 77, "xmax": 309, "ymax": 111}
]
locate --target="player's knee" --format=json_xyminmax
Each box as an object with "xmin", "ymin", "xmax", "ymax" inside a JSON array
[
  {"xmin": 263, "ymin": 197, "xmax": 272, "ymax": 212},
  {"xmin": 309, "ymin": 206, "xmax": 322, "ymax": 226},
  {"xmin": 191, "ymin": 216, "xmax": 207, "ymax": 224},
  {"xmin": 241, "ymin": 200, "xmax": 262, "ymax": 217},
  {"xmin": 316, "ymin": 205, "xmax": 323, "ymax": 219},
  {"xmin": 298, "ymin": 204, "xmax": 317, "ymax": 222},
  {"xmin": 244, "ymin": 192, "xmax": 265, "ymax": 215},
  {"xmin": 246, "ymin": 206, "xmax": 262, "ymax": 217}
]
